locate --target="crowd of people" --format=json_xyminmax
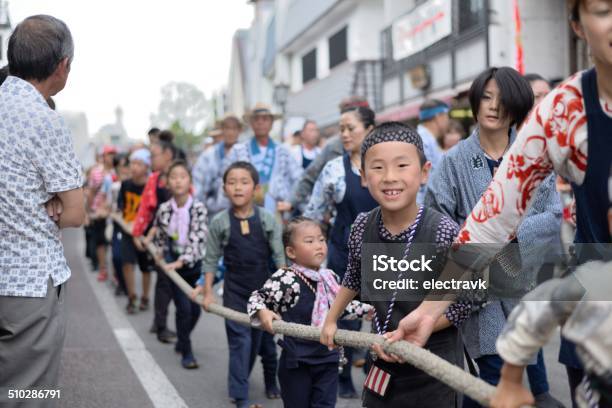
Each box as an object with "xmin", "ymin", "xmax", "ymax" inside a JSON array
[{"xmin": 1, "ymin": 1, "xmax": 611, "ymax": 408}]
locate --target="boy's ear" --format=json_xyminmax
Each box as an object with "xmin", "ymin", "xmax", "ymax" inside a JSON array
[
  {"xmin": 571, "ymin": 19, "xmax": 585, "ymax": 40},
  {"xmin": 359, "ymin": 167, "xmax": 367, "ymax": 187},
  {"xmin": 420, "ymin": 161, "xmax": 432, "ymax": 186}
]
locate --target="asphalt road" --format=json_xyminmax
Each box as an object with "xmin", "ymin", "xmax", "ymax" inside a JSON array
[{"xmin": 56, "ymin": 228, "xmax": 572, "ymax": 408}]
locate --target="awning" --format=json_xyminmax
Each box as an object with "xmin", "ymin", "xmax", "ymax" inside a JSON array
[{"xmin": 377, "ymin": 81, "xmax": 472, "ymax": 122}]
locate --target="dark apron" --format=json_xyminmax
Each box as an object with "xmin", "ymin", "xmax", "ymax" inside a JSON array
[
  {"xmin": 277, "ymin": 273, "xmax": 339, "ymax": 368},
  {"xmin": 301, "ymin": 146, "xmax": 314, "ymax": 169},
  {"xmin": 362, "ymin": 207, "xmax": 462, "ymax": 408},
  {"xmin": 561, "ymin": 68, "xmax": 612, "ymax": 369},
  {"xmin": 327, "ymin": 154, "xmax": 378, "ymax": 279},
  {"xmin": 223, "ymin": 209, "xmax": 272, "ymax": 313}
]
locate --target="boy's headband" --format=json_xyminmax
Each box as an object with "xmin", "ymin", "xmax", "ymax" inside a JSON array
[
  {"xmin": 419, "ymin": 104, "xmax": 449, "ymax": 121},
  {"xmin": 361, "ymin": 124, "xmax": 424, "ymax": 163}
]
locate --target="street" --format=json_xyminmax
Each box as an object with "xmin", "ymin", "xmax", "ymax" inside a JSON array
[{"xmin": 57, "ymin": 228, "xmax": 572, "ymax": 408}]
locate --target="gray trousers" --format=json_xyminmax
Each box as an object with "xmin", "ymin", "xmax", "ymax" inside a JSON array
[{"xmin": 0, "ymin": 279, "xmax": 66, "ymax": 408}]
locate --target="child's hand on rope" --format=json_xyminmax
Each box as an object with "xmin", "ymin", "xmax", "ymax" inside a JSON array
[
  {"xmin": 257, "ymin": 309, "xmax": 281, "ymax": 334},
  {"xmin": 490, "ymin": 363, "xmax": 534, "ymax": 408},
  {"xmin": 201, "ymin": 290, "xmax": 216, "ymax": 312},
  {"xmin": 490, "ymin": 378, "xmax": 534, "ymax": 408},
  {"xmin": 385, "ymin": 306, "xmax": 438, "ymax": 347},
  {"xmin": 371, "ymin": 341, "xmax": 404, "ymax": 363},
  {"xmin": 320, "ymin": 320, "xmax": 338, "ymax": 351}
]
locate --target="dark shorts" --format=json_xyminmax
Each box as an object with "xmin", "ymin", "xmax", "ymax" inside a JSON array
[
  {"xmin": 121, "ymin": 235, "xmax": 151, "ymax": 273},
  {"xmin": 90, "ymin": 218, "xmax": 108, "ymax": 247}
]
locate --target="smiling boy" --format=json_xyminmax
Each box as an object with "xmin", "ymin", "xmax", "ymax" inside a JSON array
[{"xmin": 320, "ymin": 122, "xmax": 470, "ymax": 408}]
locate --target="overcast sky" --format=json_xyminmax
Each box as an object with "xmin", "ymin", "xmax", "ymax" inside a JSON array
[{"xmin": 8, "ymin": 0, "xmax": 253, "ymax": 140}]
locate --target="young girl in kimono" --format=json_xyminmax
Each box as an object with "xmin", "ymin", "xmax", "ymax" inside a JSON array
[
  {"xmin": 247, "ymin": 217, "xmax": 372, "ymax": 408},
  {"xmin": 151, "ymin": 160, "xmax": 208, "ymax": 369},
  {"xmin": 424, "ymin": 66, "xmax": 563, "ymax": 407}
]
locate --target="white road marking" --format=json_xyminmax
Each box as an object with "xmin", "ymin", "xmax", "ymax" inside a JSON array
[{"xmin": 83, "ymin": 269, "xmax": 188, "ymax": 408}]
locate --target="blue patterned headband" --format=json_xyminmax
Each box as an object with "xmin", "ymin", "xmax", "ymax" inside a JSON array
[{"xmin": 361, "ymin": 122, "xmax": 424, "ymax": 164}]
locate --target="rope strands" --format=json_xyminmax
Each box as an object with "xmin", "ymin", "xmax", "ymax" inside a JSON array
[{"xmin": 109, "ymin": 213, "xmax": 497, "ymax": 406}]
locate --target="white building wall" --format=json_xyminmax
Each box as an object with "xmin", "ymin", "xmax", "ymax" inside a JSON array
[
  {"xmin": 273, "ymin": 0, "xmax": 292, "ymax": 86},
  {"xmin": 488, "ymin": 0, "xmax": 514, "ymax": 68},
  {"xmin": 245, "ymin": 1, "xmax": 275, "ymax": 108},
  {"xmin": 488, "ymin": 0, "xmax": 569, "ymax": 79},
  {"xmin": 317, "ymin": 38, "xmax": 330, "ymax": 79},
  {"xmin": 285, "ymin": 0, "xmax": 384, "ymax": 93},
  {"xmin": 349, "ymin": 0, "xmax": 385, "ymax": 61},
  {"xmin": 383, "ymin": 0, "xmax": 418, "ymax": 26},
  {"xmin": 290, "ymin": 53, "xmax": 302, "ymax": 92},
  {"xmin": 520, "ymin": 0, "xmax": 570, "ymax": 79}
]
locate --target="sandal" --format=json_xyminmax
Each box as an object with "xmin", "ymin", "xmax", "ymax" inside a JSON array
[
  {"xmin": 126, "ymin": 297, "xmax": 137, "ymax": 315},
  {"xmin": 139, "ymin": 297, "xmax": 149, "ymax": 311}
]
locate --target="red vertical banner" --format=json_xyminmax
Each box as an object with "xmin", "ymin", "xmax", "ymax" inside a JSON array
[{"xmin": 513, "ymin": 0, "xmax": 525, "ymax": 74}]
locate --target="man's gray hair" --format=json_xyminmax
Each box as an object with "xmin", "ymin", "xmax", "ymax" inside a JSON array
[{"xmin": 8, "ymin": 15, "xmax": 73, "ymax": 81}]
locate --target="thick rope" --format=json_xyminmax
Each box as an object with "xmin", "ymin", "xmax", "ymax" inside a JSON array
[{"xmin": 110, "ymin": 214, "xmax": 496, "ymax": 406}]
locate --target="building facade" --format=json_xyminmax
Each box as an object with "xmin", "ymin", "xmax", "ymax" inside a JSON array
[
  {"xmin": 228, "ymin": 0, "xmax": 590, "ymax": 134},
  {"xmin": 277, "ymin": 0, "xmax": 385, "ymax": 135}
]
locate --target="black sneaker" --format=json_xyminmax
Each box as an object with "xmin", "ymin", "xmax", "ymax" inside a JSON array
[
  {"xmin": 181, "ymin": 353, "xmax": 199, "ymax": 369},
  {"xmin": 157, "ymin": 328, "xmax": 177, "ymax": 344}
]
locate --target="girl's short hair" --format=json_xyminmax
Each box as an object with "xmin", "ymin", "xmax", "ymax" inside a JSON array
[
  {"xmin": 469, "ymin": 67, "xmax": 534, "ymax": 128},
  {"xmin": 167, "ymin": 160, "xmax": 191, "ymax": 179},
  {"xmin": 282, "ymin": 216, "xmax": 324, "ymax": 248}
]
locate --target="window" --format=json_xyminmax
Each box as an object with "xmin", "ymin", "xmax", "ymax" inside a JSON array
[
  {"xmin": 459, "ymin": 0, "xmax": 485, "ymax": 33},
  {"xmin": 302, "ymin": 48, "xmax": 317, "ymax": 84},
  {"xmin": 328, "ymin": 26, "xmax": 347, "ymax": 69}
]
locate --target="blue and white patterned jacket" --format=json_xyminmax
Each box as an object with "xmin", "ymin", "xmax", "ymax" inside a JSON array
[
  {"xmin": 222, "ymin": 136, "xmax": 301, "ymax": 213},
  {"xmin": 424, "ymin": 127, "xmax": 563, "ymax": 358}
]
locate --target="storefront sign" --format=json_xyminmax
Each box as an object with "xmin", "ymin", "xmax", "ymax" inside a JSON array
[{"xmin": 392, "ymin": 0, "xmax": 452, "ymax": 61}]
